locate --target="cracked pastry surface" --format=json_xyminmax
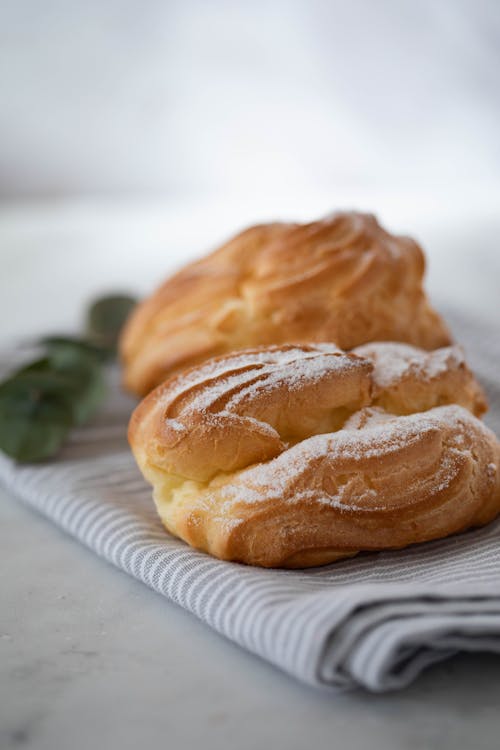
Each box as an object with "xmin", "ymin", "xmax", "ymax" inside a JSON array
[
  {"xmin": 120, "ymin": 211, "xmax": 451, "ymax": 396},
  {"xmin": 128, "ymin": 342, "xmax": 500, "ymax": 568}
]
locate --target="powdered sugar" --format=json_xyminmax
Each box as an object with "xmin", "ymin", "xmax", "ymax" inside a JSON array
[
  {"xmin": 353, "ymin": 342, "xmax": 466, "ymax": 388},
  {"xmin": 166, "ymin": 419, "xmax": 185, "ymax": 433},
  {"xmin": 420, "ymin": 346, "xmax": 465, "ymax": 379},
  {"xmin": 164, "ymin": 344, "xmax": 359, "ymax": 419},
  {"xmin": 214, "ymin": 405, "xmax": 487, "ymax": 510}
]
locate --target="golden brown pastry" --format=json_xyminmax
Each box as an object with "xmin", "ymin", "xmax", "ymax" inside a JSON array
[
  {"xmin": 120, "ymin": 211, "xmax": 451, "ymax": 396},
  {"xmin": 129, "ymin": 342, "xmax": 500, "ymax": 568},
  {"xmin": 353, "ymin": 342, "xmax": 488, "ymax": 417}
]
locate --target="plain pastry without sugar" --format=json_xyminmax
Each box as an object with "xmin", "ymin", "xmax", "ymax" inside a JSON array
[
  {"xmin": 120, "ymin": 211, "xmax": 452, "ymax": 395},
  {"xmin": 129, "ymin": 342, "xmax": 500, "ymax": 568}
]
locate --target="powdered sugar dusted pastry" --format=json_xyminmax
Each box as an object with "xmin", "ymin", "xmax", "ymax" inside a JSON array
[
  {"xmin": 129, "ymin": 343, "xmax": 500, "ymax": 568},
  {"xmin": 353, "ymin": 343, "xmax": 487, "ymax": 417},
  {"xmin": 120, "ymin": 211, "xmax": 451, "ymax": 396}
]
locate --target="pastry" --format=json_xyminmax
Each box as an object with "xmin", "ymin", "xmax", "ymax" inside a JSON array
[
  {"xmin": 128, "ymin": 342, "xmax": 500, "ymax": 568},
  {"xmin": 120, "ymin": 211, "xmax": 451, "ymax": 396},
  {"xmin": 352, "ymin": 342, "xmax": 487, "ymax": 417}
]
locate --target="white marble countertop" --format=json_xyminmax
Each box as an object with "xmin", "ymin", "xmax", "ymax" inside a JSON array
[{"xmin": 1, "ymin": 195, "xmax": 500, "ymax": 750}]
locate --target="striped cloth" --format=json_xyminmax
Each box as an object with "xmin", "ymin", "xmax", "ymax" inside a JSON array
[{"xmin": 1, "ymin": 309, "xmax": 500, "ymax": 693}]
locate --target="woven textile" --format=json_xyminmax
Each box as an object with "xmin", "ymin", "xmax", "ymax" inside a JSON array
[{"xmin": 1, "ymin": 309, "xmax": 499, "ymax": 692}]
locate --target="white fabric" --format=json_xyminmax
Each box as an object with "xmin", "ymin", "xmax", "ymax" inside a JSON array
[{"xmin": 1, "ymin": 308, "xmax": 499, "ymax": 693}]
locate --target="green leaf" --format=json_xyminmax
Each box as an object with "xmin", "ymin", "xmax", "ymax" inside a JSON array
[
  {"xmin": 0, "ymin": 374, "xmax": 73, "ymax": 462},
  {"xmin": 86, "ymin": 294, "xmax": 137, "ymax": 350},
  {"xmin": 0, "ymin": 292, "xmax": 129, "ymax": 463},
  {"xmin": 15, "ymin": 357, "xmax": 53, "ymax": 375},
  {"xmin": 41, "ymin": 335, "xmax": 114, "ymax": 363},
  {"xmin": 54, "ymin": 357, "xmax": 107, "ymax": 426},
  {"xmin": 9, "ymin": 355, "xmax": 106, "ymax": 427}
]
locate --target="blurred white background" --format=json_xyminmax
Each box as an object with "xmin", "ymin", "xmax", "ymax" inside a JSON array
[
  {"xmin": 1, "ymin": 0, "xmax": 499, "ymax": 198},
  {"xmin": 0, "ymin": 0, "xmax": 498, "ymax": 344}
]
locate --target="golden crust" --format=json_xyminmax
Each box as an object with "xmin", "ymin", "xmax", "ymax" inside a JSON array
[
  {"xmin": 120, "ymin": 212, "xmax": 451, "ymax": 396},
  {"xmin": 353, "ymin": 342, "xmax": 488, "ymax": 417},
  {"xmin": 129, "ymin": 343, "xmax": 500, "ymax": 568}
]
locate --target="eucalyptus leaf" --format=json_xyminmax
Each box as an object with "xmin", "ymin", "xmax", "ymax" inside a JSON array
[
  {"xmin": 15, "ymin": 357, "xmax": 53, "ymax": 375},
  {"xmin": 54, "ymin": 357, "xmax": 107, "ymax": 425},
  {"xmin": 0, "ymin": 374, "xmax": 74, "ymax": 461},
  {"xmin": 9, "ymin": 356, "xmax": 106, "ymax": 427},
  {"xmin": 0, "ymin": 291, "xmax": 130, "ymax": 463},
  {"xmin": 86, "ymin": 294, "xmax": 137, "ymax": 350},
  {"xmin": 41, "ymin": 335, "xmax": 113, "ymax": 363}
]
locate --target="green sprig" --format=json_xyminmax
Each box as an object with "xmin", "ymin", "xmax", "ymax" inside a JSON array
[{"xmin": 0, "ymin": 293, "xmax": 137, "ymax": 463}]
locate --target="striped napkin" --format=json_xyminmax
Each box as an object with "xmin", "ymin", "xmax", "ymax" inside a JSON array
[{"xmin": 1, "ymin": 309, "xmax": 500, "ymax": 693}]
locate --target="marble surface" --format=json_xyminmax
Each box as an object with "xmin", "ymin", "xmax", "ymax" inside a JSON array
[
  {"xmin": 2, "ymin": 492, "xmax": 500, "ymax": 750},
  {"xmin": 1, "ymin": 197, "xmax": 500, "ymax": 750}
]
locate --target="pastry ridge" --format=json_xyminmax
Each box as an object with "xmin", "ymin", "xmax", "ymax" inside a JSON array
[
  {"xmin": 120, "ymin": 211, "xmax": 451, "ymax": 395},
  {"xmin": 129, "ymin": 342, "xmax": 500, "ymax": 568}
]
